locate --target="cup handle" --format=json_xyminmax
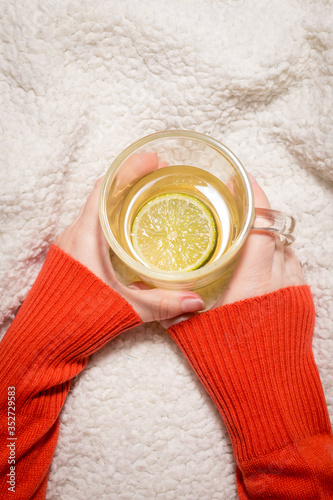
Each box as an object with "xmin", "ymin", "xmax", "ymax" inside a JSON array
[{"xmin": 252, "ymin": 208, "xmax": 296, "ymax": 246}]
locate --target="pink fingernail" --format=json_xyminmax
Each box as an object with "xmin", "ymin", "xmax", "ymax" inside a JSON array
[
  {"xmin": 248, "ymin": 173, "xmax": 257, "ymax": 184},
  {"xmin": 181, "ymin": 298, "xmax": 206, "ymax": 313}
]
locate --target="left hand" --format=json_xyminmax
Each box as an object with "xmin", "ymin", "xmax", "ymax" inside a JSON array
[{"xmin": 55, "ymin": 160, "xmax": 205, "ymax": 323}]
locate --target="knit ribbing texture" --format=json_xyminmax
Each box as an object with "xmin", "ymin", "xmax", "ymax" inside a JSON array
[
  {"xmin": 168, "ymin": 286, "xmax": 332, "ymax": 463},
  {"xmin": 0, "ymin": 245, "xmax": 141, "ymax": 500}
]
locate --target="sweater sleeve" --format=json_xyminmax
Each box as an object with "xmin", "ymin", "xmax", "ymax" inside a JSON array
[
  {"xmin": 0, "ymin": 245, "xmax": 141, "ymax": 500},
  {"xmin": 168, "ymin": 285, "xmax": 333, "ymax": 499}
]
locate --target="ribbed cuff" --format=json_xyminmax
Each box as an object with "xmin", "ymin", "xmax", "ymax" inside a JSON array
[
  {"xmin": 1, "ymin": 245, "xmax": 141, "ymax": 414},
  {"xmin": 168, "ymin": 286, "xmax": 332, "ymax": 462}
]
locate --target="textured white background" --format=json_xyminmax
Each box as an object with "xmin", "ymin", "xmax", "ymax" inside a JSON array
[{"xmin": 1, "ymin": 0, "xmax": 332, "ymax": 498}]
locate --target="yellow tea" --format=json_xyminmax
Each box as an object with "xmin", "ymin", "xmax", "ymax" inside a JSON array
[{"xmin": 109, "ymin": 165, "xmax": 240, "ymax": 272}]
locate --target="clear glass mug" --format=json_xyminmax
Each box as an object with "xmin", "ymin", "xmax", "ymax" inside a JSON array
[{"xmin": 99, "ymin": 130, "xmax": 295, "ymax": 290}]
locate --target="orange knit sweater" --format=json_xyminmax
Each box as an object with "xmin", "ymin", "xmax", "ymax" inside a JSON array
[
  {"xmin": 0, "ymin": 245, "xmax": 332, "ymax": 499},
  {"xmin": 168, "ymin": 288, "xmax": 333, "ymax": 498}
]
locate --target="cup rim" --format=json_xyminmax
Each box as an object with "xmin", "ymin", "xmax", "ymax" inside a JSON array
[{"xmin": 99, "ymin": 130, "xmax": 254, "ymax": 283}]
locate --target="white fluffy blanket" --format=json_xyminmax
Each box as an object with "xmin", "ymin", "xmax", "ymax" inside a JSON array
[{"xmin": 1, "ymin": 1, "xmax": 332, "ymax": 498}]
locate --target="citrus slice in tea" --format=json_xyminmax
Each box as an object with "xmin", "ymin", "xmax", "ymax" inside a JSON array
[{"xmin": 131, "ymin": 193, "xmax": 217, "ymax": 272}]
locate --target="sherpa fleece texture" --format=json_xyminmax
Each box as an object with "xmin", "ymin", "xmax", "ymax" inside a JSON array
[
  {"xmin": 1, "ymin": 247, "xmax": 331, "ymax": 499},
  {"xmin": 1, "ymin": 1, "xmax": 332, "ymax": 498}
]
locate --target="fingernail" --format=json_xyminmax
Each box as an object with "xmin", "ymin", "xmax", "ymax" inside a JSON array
[
  {"xmin": 247, "ymin": 173, "xmax": 257, "ymax": 184},
  {"xmin": 181, "ymin": 298, "xmax": 206, "ymax": 313}
]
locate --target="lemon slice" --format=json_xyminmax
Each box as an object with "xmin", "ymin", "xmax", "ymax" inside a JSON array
[{"xmin": 131, "ymin": 193, "xmax": 217, "ymax": 272}]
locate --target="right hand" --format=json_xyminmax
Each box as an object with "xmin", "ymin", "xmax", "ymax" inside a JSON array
[
  {"xmin": 214, "ymin": 175, "xmax": 305, "ymax": 308},
  {"xmin": 161, "ymin": 174, "xmax": 304, "ymax": 329}
]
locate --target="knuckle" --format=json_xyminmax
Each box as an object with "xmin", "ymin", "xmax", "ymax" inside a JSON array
[{"xmin": 156, "ymin": 294, "xmax": 170, "ymax": 321}]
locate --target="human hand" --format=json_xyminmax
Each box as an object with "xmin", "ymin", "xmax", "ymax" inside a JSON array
[
  {"xmin": 161, "ymin": 174, "xmax": 304, "ymax": 329},
  {"xmin": 113, "ymin": 151, "xmax": 167, "ymax": 191},
  {"xmin": 214, "ymin": 174, "xmax": 305, "ymax": 308},
  {"xmin": 55, "ymin": 158, "xmax": 205, "ymax": 323}
]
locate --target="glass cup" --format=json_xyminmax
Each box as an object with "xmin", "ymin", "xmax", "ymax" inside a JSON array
[{"xmin": 99, "ymin": 130, "xmax": 295, "ymax": 290}]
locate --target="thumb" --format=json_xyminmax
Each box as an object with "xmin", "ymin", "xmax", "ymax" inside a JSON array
[{"xmin": 126, "ymin": 282, "xmax": 206, "ymax": 323}]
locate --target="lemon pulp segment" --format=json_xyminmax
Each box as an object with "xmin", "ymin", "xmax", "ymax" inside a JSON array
[{"xmin": 131, "ymin": 193, "xmax": 217, "ymax": 272}]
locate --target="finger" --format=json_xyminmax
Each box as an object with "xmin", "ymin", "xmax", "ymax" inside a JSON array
[
  {"xmin": 248, "ymin": 173, "xmax": 271, "ymax": 210},
  {"xmin": 227, "ymin": 172, "xmax": 271, "ymax": 210},
  {"xmin": 284, "ymin": 246, "xmax": 305, "ymax": 286},
  {"xmin": 128, "ymin": 281, "xmax": 151, "ymax": 291},
  {"xmin": 226, "ymin": 177, "xmax": 235, "ymax": 196},
  {"xmin": 78, "ymin": 177, "xmax": 115, "ymax": 267},
  {"xmin": 160, "ymin": 313, "xmax": 194, "ymax": 330},
  {"xmin": 78, "ymin": 177, "xmax": 111, "ymax": 255},
  {"xmin": 158, "ymin": 160, "xmax": 168, "ymax": 169},
  {"xmin": 246, "ymin": 174, "xmax": 275, "ymax": 247},
  {"xmin": 70, "ymin": 203, "xmax": 85, "ymax": 226},
  {"xmin": 270, "ymin": 235, "xmax": 286, "ymax": 286},
  {"xmin": 214, "ymin": 175, "xmax": 276, "ymax": 307},
  {"xmin": 125, "ymin": 287, "xmax": 206, "ymax": 323},
  {"xmin": 238, "ymin": 175, "xmax": 275, "ymax": 261},
  {"xmin": 81, "ymin": 177, "xmax": 104, "ymax": 218},
  {"xmin": 124, "ymin": 152, "xmax": 159, "ymax": 178},
  {"xmin": 116, "ymin": 153, "xmax": 160, "ymax": 191}
]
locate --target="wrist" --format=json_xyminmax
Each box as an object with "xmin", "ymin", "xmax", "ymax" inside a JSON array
[
  {"xmin": 168, "ymin": 286, "xmax": 332, "ymax": 461},
  {"xmin": 1, "ymin": 245, "xmax": 141, "ymax": 411}
]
